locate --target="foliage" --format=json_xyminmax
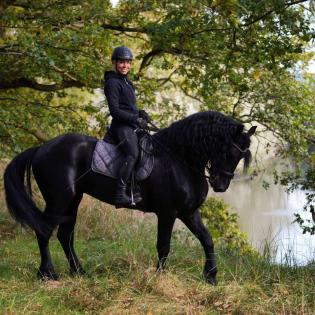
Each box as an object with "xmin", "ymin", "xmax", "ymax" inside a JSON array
[
  {"xmin": 200, "ymin": 196, "xmax": 254, "ymax": 254},
  {"xmin": 1, "ymin": 1, "xmax": 314, "ymax": 150},
  {"xmin": 1, "ymin": 0, "xmax": 315, "ymax": 231},
  {"xmin": 294, "ymin": 149, "xmax": 315, "ymax": 234},
  {"xmin": 0, "ymin": 0, "xmax": 113, "ymax": 156},
  {"xmin": 280, "ymin": 151, "xmax": 315, "ymax": 235}
]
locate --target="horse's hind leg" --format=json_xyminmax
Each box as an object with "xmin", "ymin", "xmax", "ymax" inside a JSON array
[
  {"xmin": 57, "ymin": 193, "xmax": 85, "ymax": 276},
  {"xmin": 36, "ymin": 229, "xmax": 58, "ymax": 280}
]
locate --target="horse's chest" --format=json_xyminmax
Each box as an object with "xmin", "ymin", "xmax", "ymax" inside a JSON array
[
  {"xmin": 175, "ymin": 177, "xmax": 208, "ymax": 211},
  {"xmin": 149, "ymin": 159, "xmax": 208, "ymax": 211}
]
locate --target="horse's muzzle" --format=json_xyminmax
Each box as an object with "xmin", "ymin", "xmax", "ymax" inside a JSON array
[{"xmin": 208, "ymin": 174, "xmax": 232, "ymax": 192}]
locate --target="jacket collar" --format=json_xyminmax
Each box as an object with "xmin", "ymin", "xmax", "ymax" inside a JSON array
[{"xmin": 104, "ymin": 71, "xmax": 128, "ymax": 81}]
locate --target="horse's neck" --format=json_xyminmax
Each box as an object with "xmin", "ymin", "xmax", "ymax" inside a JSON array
[{"xmin": 153, "ymin": 132, "xmax": 208, "ymax": 173}]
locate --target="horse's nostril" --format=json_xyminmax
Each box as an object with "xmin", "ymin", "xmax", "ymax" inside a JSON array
[{"xmin": 213, "ymin": 187, "xmax": 225, "ymax": 193}]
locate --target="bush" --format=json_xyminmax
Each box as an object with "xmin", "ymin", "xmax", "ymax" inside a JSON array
[{"xmin": 200, "ymin": 196, "xmax": 254, "ymax": 254}]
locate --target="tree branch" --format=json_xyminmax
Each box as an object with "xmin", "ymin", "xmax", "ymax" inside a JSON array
[
  {"xmin": 177, "ymin": 83, "xmax": 203, "ymax": 104},
  {"xmin": 190, "ymin": 27, "xmax": 232, "ymax": 36},
  {"xmin": 0, "ymin": 78, "xmax": 85, "ymax": 91},
  {"xmin": 101, "ymin": 23, "xmax": 146, "ymax": 33},
  {"xmin": 0, "ymin": 50, "xmax": 23, "ymax": 55},
  {"xmin": 0, "ymin": 118, "xmax": 49, "ymax": 142},
  {"xmin": 137, "ymin": 49, "xmax": 164, "ymax": 76},
  {"xmin": 156, "ymin": 68, "xmax": 178, "ymax": 87},
  {"xmin": 242, "ymin": 0, "xmax": 309, "ymax": 27}
]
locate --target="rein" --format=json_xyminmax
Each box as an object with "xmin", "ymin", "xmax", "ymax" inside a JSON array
[
  {"xmin": 142, "ymin": 129, "xmax": 212, "ymax": 181},
  {"xmin": 232, "ymin": 143, "xmax": 250, "ymax": 153},
  {"xmin": 68, "ymin": 123, "xmax": 249, "ymax": 191}
]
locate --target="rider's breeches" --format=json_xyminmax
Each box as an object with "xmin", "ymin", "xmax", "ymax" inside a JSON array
[{"xmin": 114, "ymin": 126, "xmax": 139, "ymax": 182}]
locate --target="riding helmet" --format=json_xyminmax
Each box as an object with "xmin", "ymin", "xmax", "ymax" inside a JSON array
[{"xmin": 111, "ymin": 46, "xmax": 133, "ymax": 61}]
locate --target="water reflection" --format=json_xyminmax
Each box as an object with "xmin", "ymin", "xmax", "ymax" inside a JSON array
[{"xmin": 211, "ymin": 173, "xmax": 315, "ymax": 265}]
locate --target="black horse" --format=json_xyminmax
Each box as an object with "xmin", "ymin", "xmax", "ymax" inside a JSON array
[{"xmin": 4, "ymin": 111, "xmax": 256, "ymax": 284}]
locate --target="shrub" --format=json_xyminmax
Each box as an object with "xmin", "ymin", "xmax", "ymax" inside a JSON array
[{"xmin": 200, "ymin": 196, "xmax": 254, "ymax": 254}]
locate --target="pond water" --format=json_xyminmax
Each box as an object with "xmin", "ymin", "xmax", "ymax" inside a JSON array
[{"xmin": 211, "ymin": 170, "xmax": 315, "ymax": 265}]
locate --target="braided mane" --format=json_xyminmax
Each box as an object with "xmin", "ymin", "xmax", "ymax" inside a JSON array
[{"xmin": 154, "ymin": 111, "xmax": 244, "ymax": 161}]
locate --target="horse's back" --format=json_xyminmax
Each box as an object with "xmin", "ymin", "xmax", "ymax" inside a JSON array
[
  {"xmin": 31, "ymin": 133, "xmax": 97, "ymax": 198},
  {"xmin": 33, "ymin": 132, "xmax": 95, "ymax": 162}
]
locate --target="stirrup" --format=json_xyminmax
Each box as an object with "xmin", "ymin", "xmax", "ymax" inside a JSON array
[
  {"xmin": 130, "ymin": 172, "xmax": 142, "ymax": 206},
  {"xmin": 115, "ymin": 193, "xmax": 132, "ymax": 208}
]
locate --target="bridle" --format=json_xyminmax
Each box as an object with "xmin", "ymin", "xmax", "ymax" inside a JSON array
[
  {"xmin": 208, "ymin": 142, "xmax": 250, "ymax": 183},
  {"xmin": 143, "ymin": 126, "xmax": 249, "ymax": 184},
  {"xmin": 232, "ymin": 142, "xmax": 250, "ymax": 154}
]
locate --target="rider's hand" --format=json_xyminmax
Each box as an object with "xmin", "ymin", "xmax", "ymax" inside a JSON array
[
  {"xmin": 136, "ymin": 117, "xmax": 148, "ymax": 129},
  {"xmin": 139, "ymin": 109, "xmax": 151, "ymax": 123}
]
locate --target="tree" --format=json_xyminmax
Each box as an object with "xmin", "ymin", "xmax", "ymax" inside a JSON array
[
  {"xmin": 1, "ymin": 0, "xmax": 315, "ymax": 230},
  {"xmin": 0, "ymin": 0, "xmax": 114, "ymax": 155}
]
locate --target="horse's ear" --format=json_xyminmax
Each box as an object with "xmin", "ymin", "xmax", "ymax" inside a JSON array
[{"xmin": 248, "ymin": 126, "xmax": 257, "ymax": 137}]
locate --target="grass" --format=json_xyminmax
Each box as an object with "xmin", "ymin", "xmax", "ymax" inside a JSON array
[
  {"xmin": 0, "ymin": 198, "xmax": 314, "ymax": 314},
  {"xmin": 0, "ymin": 161, "xmax": 314, "ymax": 314}
]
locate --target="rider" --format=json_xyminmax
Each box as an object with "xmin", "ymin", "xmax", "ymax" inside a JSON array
[{"xmin": 104, "ymin": 46, "xmax": 150, "ymax": 208}]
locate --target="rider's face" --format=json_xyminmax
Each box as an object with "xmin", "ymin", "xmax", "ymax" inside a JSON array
[{"xmin": 115, "ymin": 59, "xmax": 131, "ymax": 75}]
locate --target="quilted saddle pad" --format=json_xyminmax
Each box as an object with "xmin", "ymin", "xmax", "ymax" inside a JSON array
[{"xmin": 91, "ymin": 135, "xmax": 154, "ymax": 182}]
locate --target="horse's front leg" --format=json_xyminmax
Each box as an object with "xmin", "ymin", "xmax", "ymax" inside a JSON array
[
  {"xmin": 156, "ymin": 213, "xmax": 176, "ymax": 271},
  {"xmin": 178, "ymin": 209, "xmax": 217, "ymax": 285}
]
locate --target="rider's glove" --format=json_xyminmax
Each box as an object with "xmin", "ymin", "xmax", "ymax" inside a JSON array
[
  {"xmin": 139, "ymin": 109, "xmax": 151, "ymax": 123},
  {"xmin": 136, "ymin": 117, "xmax": 148, "ymax": 130}
]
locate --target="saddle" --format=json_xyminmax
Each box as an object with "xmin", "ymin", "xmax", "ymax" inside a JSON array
[{"xmin": 91, "ymin": 131, "xmax": 154, "ymax": 181}]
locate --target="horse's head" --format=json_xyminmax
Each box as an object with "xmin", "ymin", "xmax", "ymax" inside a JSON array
[{"xmin": 208, "ymin": 125, "xmax": 256, "ymax": 192}]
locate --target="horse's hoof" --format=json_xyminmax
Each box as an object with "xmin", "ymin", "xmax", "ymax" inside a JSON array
[
  {"xmin": 37, "ymin": 269, "xmax": 59, "ymax": 281},
  {"xmin": 70, "ymin": 267, "xmax": 86, "ymax": 277},
  {"xmin": 156, "ymin": 259, "xmax": 167, "ymax": 273},
  {"xmin": 156, "ymin": 266, "xmax": 164, "ymax": 274},
  {"xmin": 203, "ymin": 273, "xmax": 217, "ymax": 285}
]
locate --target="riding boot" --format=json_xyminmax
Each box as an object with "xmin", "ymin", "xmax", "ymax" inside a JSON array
[
  {"xmin": 115, "ymin": 157, "xmax": 139, "ymax": 208},
  {"xmin": 115, "ymin": 179, "xmax": 131, "ymax": 208}
]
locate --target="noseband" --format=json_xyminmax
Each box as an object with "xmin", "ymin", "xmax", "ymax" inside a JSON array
[{"xmin": 208, "ymin": 170, "xmax": 234, "ymax": 183}]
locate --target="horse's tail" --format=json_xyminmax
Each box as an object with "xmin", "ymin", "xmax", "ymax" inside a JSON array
[{"xmin": 4, "ymin": 146, "xmax": 52, "ymax": 237}]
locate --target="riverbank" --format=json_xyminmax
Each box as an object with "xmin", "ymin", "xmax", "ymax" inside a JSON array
[{"xmin": 0, "ymin": 198, "xmax": 314, "ymax": 314}]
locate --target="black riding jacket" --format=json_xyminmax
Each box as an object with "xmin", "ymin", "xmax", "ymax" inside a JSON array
[{"xmin": 104, "ymin": 71, "xmax": 139, "ymax": 129}]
